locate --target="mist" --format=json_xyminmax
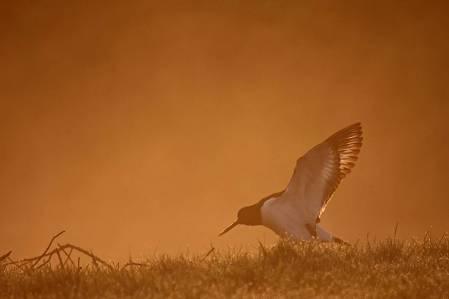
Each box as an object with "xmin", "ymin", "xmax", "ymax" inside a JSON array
[{"xmin": 1, "ymin": 0, "xmax": 448, "ymax": 259}]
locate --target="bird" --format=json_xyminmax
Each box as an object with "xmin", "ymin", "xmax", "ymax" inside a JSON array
[{"xmin": 218, "ymin": 122, "xmax": 363, "ymax": 243}]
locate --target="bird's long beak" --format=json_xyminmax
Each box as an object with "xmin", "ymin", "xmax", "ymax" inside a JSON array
[{"xmin": 218, "ymin": 221, "xmax": 239, "ymax": 236}]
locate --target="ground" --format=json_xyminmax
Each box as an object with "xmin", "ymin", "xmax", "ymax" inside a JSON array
[{"xmin": 1, "ymin": 235, "xmax": 448, "ymax": 298}]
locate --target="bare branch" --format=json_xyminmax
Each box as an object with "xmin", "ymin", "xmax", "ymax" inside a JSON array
[
  {"xmin": 36, "ymin": 254, "xmax": 53, "ymax": 270},
  {"xmin": 60, "ymin": 243, "xmax": 114, "ymax": 271},
  {"xmin": 57, "ymin": 244, "xmax": 75, "ymax": 267},
  {"xmin": 200, "ymin": 246, "xmax": 215, "ymax": 262},
  {"xmin": 5, "ymin": 234, "xmax": 115, "ymax": 272},
  {"xmin": 55, "ymin": 249, "xmax": 64, "ymax": 270},
  {"xmin": 22, "ymin": 248, "xmax": 59, "ymax": 263},
  {"xmin": 31, "ymin": 230, "xmax": 65, "ymax": 269},
  {"xmin": 0, "ymin": 251, "xmax": 12, "ymax": 263},
  {"xmin": 4, "ymin": 257, "xmax": 25, "ymax": 269}
]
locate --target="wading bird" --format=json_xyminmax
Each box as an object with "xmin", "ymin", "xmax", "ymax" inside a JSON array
[{"xmin": 219, "ymin": 123, "xmax": 363, "ymax": 243}]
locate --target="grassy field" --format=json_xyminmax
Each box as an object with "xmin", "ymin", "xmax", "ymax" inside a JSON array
[{"xmin": 1, "ymin": 235, "xmax": 448, "ymax": 298}]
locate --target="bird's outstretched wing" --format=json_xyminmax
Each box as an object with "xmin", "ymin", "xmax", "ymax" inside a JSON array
[{"xmin": 282, "ymin": 122, "xmax": 363, "ymax": 223}]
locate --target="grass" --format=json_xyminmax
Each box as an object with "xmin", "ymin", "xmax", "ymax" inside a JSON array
[{"xmin": 1, "ymin": 235, "xmax": 448, "ymax": 298}]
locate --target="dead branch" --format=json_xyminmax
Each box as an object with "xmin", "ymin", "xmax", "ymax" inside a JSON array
[
  {"xmin": 36, "ymin": 255, "xmax": 53, "ymax": 270},
  {"xmin": 31, "ymin": 230, "xmax": 65, "ymax": 268},
  {"xmin": 22, "ymin": 247, "xmax": 60, "ymax": 263},
  {"xmin": 60, "ymin": 243, "xmax": 114, "ymax": 271},
  {"xmin": 57, "ymin": 244, "xmax": 75, "ymax": 267},
  {"xmin": 55, "ymin": 249, "xmax": 64, "ymax": 269},
  {"xmin": 5, "ymin": 232, "xmax": 116, "ymax": 272},
  {"xmin": 13, "ymin": 243, "xmax": 112, "ymax": 271},
  {"xmin": 4, "ymin": 257, "xmax": 25, "ymax": 269},
  {"xmin": 200, "ymin": 246, "xmax": 215, "ymax": 262},
  {"xmin": 0, "ymin": 251, "xmax": 12, "ymax": 263}
]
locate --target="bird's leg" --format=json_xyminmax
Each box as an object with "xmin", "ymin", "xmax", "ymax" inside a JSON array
[{"xmin": 305, "ymin": 224, "xmax": 317, "ymax": 238}]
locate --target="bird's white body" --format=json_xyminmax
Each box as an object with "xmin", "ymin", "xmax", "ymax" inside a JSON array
[
  {"xmin": 219, "ymin": 123, "xmax": 363, "ymax": 242},
  {"xmin": 259, "ymin": 123, "xmax": 363, "ymax": 242},
  {"xmin": 261, "ymin": 197, "xmax": 333, "ymax": 241}
]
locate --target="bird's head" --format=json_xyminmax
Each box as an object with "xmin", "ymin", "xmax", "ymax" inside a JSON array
[{"xmin": 218, "ymin": 204, "xmax": 261, "ymax": 236}]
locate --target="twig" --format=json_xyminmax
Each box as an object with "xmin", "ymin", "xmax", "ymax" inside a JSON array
[
  {"xmin": 23, "ymin": 248, "xmax": 59, "ymax": 263},
  {"xmin": 17, "ymin": 242, "xmax": 112, "ymax": 271},
  {"xmin": 4, "ymin": 257, "xmax": 25, "ymax": 269},
  {"xmin": 200, "ymin": 246, "xmax": 215, "ymax": 262},
  {"xmin": 31, "ymin": 230, "xmax": 65, "ymax": 269},
  {"xmin": 36, "ymin": 254, "xmax": 53, "ymax": 270},
  {"xmin": 56, "ymin": 249, "xmax": 64, "ymax": 270},
  {"xmin": 6, "ymin": 235, "xmax": 115, "ymax": 272},
  {"xmin": 61, "ymin": 243, "xmax": 113, "ymax": 271},
  {"xmin": 57, "ymin": 245, "xmax": 75, "ymax": 267},
  {"xmin": 0, "ymin": 251, "xmax": 12, "ymax": 263},
  {"xmin": 91, "ymin": 253, "xmax": 99, "ymax": 270},
  {"xmin": 6, "ymin": 257, "xmax": 34, "ymax": 274}
]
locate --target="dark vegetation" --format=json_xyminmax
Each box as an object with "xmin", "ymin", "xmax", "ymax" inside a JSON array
[{"xmin": 1, "ymin": 231, "xmax": 448, "ymax": 298}]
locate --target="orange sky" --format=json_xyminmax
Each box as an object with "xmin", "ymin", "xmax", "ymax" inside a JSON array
[{"xmin": 1, "ymin": 1, "xmax": 448, "ymax": 259}]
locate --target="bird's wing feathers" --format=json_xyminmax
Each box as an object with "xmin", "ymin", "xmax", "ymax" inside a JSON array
[{"xmin": 282, "ymin": 123, "xmax": 363, "ymax": 223}]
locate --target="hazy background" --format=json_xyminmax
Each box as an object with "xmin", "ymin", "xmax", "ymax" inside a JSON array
[{"xmin": 1, "ymin": 0, "xmax": 448, "ymax": 259}]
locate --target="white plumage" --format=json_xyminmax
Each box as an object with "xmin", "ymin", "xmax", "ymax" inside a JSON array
[
  {"xmin": 219, "ymin": 123, "xmax": 363, "ymax": 243},
  {"xmin": 261, "ymin": 123, "xmax": 363, "ymax": 241}
]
